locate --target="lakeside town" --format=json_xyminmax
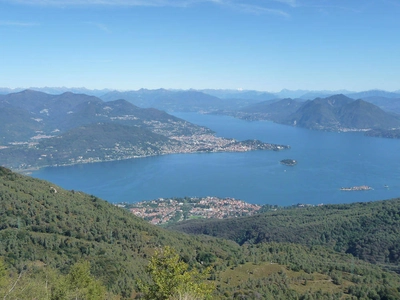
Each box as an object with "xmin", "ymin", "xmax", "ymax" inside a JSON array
[
  {"xmin": 170, "ymin": 134, "xmax": 289, "ymax": 153},
  {"xmin": 117, "ymin": 196, "xmax": 263, "ymax": 225},
  {"xmin": 12, "ymin": 132, "xmax": 289, "ymax": 171},
  {"xmin": 58, "ymin": 134, "xmax": 289, "ymax": 167}
]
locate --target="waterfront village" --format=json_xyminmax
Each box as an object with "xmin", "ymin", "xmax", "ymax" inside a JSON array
[
  {"xmin": 117, "ymin": 196, "xmax": 263, "ymax": 225},
  {"xmin": 50, "ymin": 134, "xmax": 289, "ymax": 168}
]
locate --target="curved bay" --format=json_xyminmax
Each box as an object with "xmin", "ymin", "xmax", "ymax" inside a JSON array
[{"xmin": 31, "ymin": 113, "xmax": 400, "ymax": 206}]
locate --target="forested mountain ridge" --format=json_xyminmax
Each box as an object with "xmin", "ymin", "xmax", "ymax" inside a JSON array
[
  {"xmin": 0, "ymin": 90, "xmax": 99, "ymax": 115},
  {"xmin": 238, "ymin": 98, "xmax": 303, "ymax": 121},
  {"xmin": 3, "ymin": 87, "xmax": 400, "ymax": 113},
  {"xmin": 0, "ymin": 90, "xmax": 289, "ymax": 170},
  {"xmin": 286, "ymin": 95, "xmax": 400, "ymax": 130},
  {"xmin": 0, "ymin": 90, "xmax": 211, "ymax": 143},
  {"xmin": 0, "ymin": 166, "xmax": 241, "ymax": 297},
  {"xmin": 1, "ymin": 166, "xmax": 400, "ymax": 299},
  {"xmin": 100, "ymin": 89, "xmax": 227, "ymax": 112},
  {"xmin": 168, "ymin": 198, "xmax": 400, "ymax": 272},
  {"xmin": 230, "ymin": 94, "xmax": 400, "ymax": 131},
  {"xmin": 3, "ymin": 90, "xmax": 400, "ymax": 135},
  {"xmin": 0, "ymin": 123, "xmax": 183, "ymax": 168},
  {"xmin": 356, "ymin": 96, "xmax": 400, "ymax": 114}
]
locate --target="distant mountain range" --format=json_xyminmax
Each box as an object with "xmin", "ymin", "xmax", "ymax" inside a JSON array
[
  {"xmin": 240, "ymin": 98, "xmax": 303, "ymax": 121},
  {"xmin": 2, "ymin": 89, "xmax": 400, "ymax": 162},
  {"xmin": 0, "ymin": 90, "xmax": 287, "ymax": 169},
  {"xmin": 3, "ymin": 87, "xmax": 400, "ymax": 113},
  {"xmin": 0, "ymin": 90, "xmax": 210, "ymax": 143},
  {"xmin": 0, "ymin": 90, "xmax": 211, "ymax": 169},
  {"xmin": 285, "ymin": 95, "xmax": 400, "ymax": 131},
  {"xmin": 356, "ymin": 96, "xmax": 400, "ymax": 114},
  {"xmin": 100, "ymin": 89, "xmax": 228, "ymax": 111},
  {"xmin": 0, "ymin": 87, "xmax": 112, "ymax": 97},
  {"xmin": 229, "ymin": 94, "xmax": 400, "ymax": 132}
]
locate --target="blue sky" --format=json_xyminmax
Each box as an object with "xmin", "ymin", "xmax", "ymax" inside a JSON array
[{"xmin": 0, "ymin": 0, "xmax": 399, "ymax": 92}]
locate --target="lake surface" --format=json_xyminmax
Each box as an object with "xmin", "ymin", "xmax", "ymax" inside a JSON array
[{"xmin": 31, "ymin": 113, "xmax": 400, "ymax": 206}]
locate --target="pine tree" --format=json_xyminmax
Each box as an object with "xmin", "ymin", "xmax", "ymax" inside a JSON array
[{"xmin": 138, "ymin": 246, "xmax": 214, "ymax": 300}]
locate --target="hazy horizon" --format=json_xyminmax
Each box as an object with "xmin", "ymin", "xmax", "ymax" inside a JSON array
[
  {"xmin": 2, "ymin": 86, "xmax": 400, "ymax": 94},
  {"xmin": 1, "ymin": 0, "xmax": 399, "ymax": 92}
]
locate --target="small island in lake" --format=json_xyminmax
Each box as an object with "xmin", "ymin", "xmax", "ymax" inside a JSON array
[
  {"xmin": 280, "ymin": 159, "xmax": 297, "ymax": 166},
  {"xmin": 340, "ymin": 185, "xmax": 372, "ymax": 191}
]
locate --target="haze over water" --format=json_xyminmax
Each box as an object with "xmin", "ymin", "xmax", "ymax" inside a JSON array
[{"xmin": 31, "ymin": 113, "xmax": 400, "ymax": 206}]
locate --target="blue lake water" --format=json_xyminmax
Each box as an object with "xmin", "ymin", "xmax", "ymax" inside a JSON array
[{"xmin": 31, "ymin": 113, "xmax": 400, "ymax": 206}]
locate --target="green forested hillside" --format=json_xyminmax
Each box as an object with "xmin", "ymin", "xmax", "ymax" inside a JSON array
[
  {"xmin": 0, "ymin": 90, "xmax": 212, "ymax": 140},
  {"xmin": 1, "ymin": 167, "xmax": 400, "ymax": 299},
  {"xmin": 233, "ymin": 94, "xmax": 400, "ymax": 131},
  {"xmin": 240, "ymin": 98, "xmax": 303, "ymax": 121},
  {"xmin": 168, "ymin": 199, "xmax": 400, "ymax": 271},
  {"xmin": 0, "ymin": 90, "xmax": 215, "ymax": 169},
  {"xmin": 0, "ymin": 103, "xmax": 43, "ymax": 143},
  {"xmin": 0, "ymin": 166, "xmax": 240, "ymax": 297},
  {"xmin": 216, "ymin": 242, "xmax": 400, "ymax": 299},
  {"xmin": 0, "ymin": 123, "xmax": 180, "ymax": 168}
]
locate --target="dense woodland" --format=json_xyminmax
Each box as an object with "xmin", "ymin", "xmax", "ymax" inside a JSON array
[
  {"xmin": 1, "ymin": 166, "xmax": 400, "ymax": 299},
  {"xmin": 168, "ymin": 199, "xmax": 400, "ymax": 272}
]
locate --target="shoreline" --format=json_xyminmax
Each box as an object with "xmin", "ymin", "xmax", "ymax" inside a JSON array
[
  {"xmin": 340, "ymin": 185, "xmax": 372, "ymax": 191},
  {"xmin": 14, "ymin": 142, "xmax": 289, "ymax": 174}
]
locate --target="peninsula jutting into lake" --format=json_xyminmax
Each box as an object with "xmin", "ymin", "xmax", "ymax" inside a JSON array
[
  {"xmin": 0, "ymin": 90, "xmax": 290, "ymax": 171},
  {"xmin": 31, "ymin": 112, "xmax": 400, "ymax": 206},
  {"xmin": 3, "ymin": 0, "xmax": 400, "ymax": 297}
]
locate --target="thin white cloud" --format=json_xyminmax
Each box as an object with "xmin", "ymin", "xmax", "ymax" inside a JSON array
[
  {"xmin": 0, "ymin": 20, "xmax": 38, "ymax": 26},
  {"xmin": 293, "ymin": 0, "xmax": 378, "ymax": 13},
  {"xmin": 302, "ymin": 4, "xmax": 361, "ymax": 13},
  {"xmin": 272, "ymin": 0, "xmax": 297, "ymax": 7},
  {"xmin": 8, "ymin": 0, "xmax": 297, "ymax": 6},
  {"xmin": 6, "ymin": 0, "xmax": 291, "ymax": 16},
  {"xmin": 232, "ymin": 3, "xmax": 290, "ymax": 17},
  {"xmin": 85, "ymin": 22, "xmax": 111, "ymax": 33},
  {"xmin": 7, "ymin": 0, "xmax": 185, "ymax": 6}
]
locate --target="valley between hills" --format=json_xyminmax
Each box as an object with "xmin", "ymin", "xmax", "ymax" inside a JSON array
[
  {"xmin": 1, "ymin": 88, "xmax": 400, "ymax": 299},
  {"xmin": 1, "ymin": 166, "xmax": 400, "ymax": 299},
  {"xmin": 2, "ymin": 0, "xmax": 400, "ymax": 298},
  {"xmin": 0, "ymin": 90, "xmax": 288, "ymax": 171},
  {"xmin": 2, "ymin": 88, "xmax": 400, "ymax": 171}
]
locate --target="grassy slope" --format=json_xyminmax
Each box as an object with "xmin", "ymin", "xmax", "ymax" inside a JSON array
[{"xmin": 214, "ymin": 242, "xmax": 400, "ymax": 299}]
